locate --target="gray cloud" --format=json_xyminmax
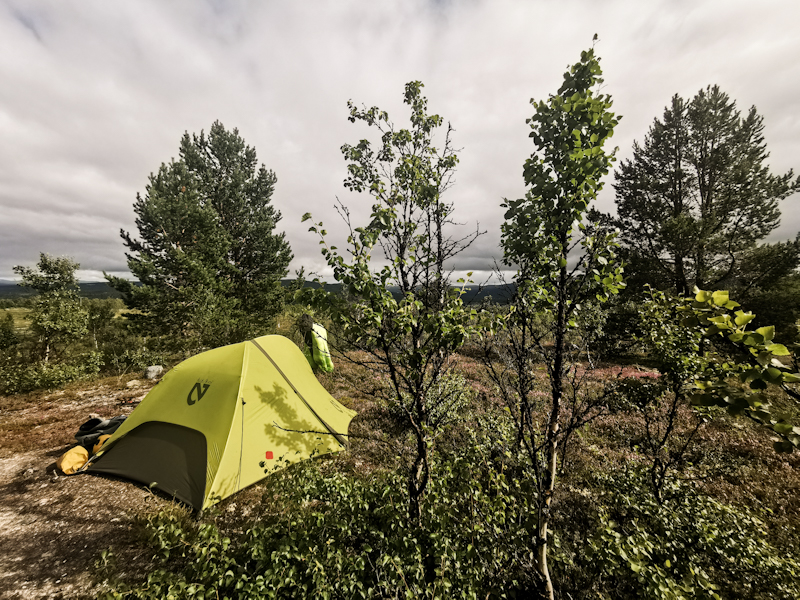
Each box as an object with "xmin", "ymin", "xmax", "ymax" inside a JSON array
[{"xmin": 0, "ymin": 0, "xmax": 798, "ymax": 282}]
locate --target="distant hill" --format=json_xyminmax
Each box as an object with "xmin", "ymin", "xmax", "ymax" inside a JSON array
[
  {"xmin": 0, "ymin": 280, "xmax": 515, "ymax": 304},
  {"xmin": 0, "ymin": 281, "xmax": 124, "ymax": 299},
  {"xmin": 287, "ymin": 280, "xmax": 514, "ymax": 305}
]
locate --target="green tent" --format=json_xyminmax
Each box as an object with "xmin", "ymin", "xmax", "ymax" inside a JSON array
[{"xmin": 85, "ymin": 335, "xmax": 356, "ymax": 511}]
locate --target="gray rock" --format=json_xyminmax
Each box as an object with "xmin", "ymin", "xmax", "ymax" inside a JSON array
[{"xmin": 144, "ymin": 365, "xmax": 164, "ymax": 380}]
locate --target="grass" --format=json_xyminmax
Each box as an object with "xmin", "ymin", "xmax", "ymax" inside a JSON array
[{"xmin": 1, "ymin": 307, "xmax": 30, "ymax": 332}]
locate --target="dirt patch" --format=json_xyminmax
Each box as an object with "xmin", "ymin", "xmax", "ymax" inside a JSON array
[{"xmin": 0, "ymin": 378, "xmax": 171, "ymax": 599}]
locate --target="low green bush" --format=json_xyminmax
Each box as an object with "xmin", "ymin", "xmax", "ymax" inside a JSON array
[
  {"xmin": 583, "ymin": 468, "xmax": 800, "ymax": 600},
  {"xmin": 102, "ymin": 345, "xmax": 167, "ymax": 376},
  {"xmin": 0, "ymin": 351, "xmax": 102, "ymax": 395},
  {"xmin": 104, "ymin": 422, "xmax": 541, "ymax": 599}
]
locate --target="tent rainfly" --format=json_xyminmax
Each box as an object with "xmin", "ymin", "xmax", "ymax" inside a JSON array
[{"xmin": 84, "ymin": 335, "xmax": 356, "ymax": 511}]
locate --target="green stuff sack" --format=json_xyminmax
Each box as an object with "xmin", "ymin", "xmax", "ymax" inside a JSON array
[{"xmin": 310, "ymin": 323, "xmax": 334, "ymax": 373}]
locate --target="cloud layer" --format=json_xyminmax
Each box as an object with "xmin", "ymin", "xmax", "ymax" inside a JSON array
[{"xmin": 1, "ymin": 0, "xmax": 798, "ymax": 281}]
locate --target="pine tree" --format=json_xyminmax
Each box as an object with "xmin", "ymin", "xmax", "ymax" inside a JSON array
[
  {"xmin": 110, "ymin": 122, "xmax": 292, "ymax": 347},
  {"xmin": 614, "ymin": 86, "xmax": 800, "ymax": 296}
]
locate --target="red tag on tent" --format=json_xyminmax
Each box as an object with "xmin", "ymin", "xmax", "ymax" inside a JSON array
[{"xmin": 265, "ymin": 451, "xmax": 273, "ymax": 460}]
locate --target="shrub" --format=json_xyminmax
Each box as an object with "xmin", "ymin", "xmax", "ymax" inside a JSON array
[
  {"xmin": 102, "ymin": 345, "xmax": 167, "ymax": 376},
  {"xmin": 584, "ymin": 468, "xmax": 800, "ymax": 600},
  {"xmin": 103, "ymin": 422, "xmax": 541, "ymax": 599},
  {"xmin": 0, "ymin": 312, "xmax": 18, "ymax": 350},
  {"xmin": 0, "ymin": 351, "xmax": 102, "ymax": 395}
]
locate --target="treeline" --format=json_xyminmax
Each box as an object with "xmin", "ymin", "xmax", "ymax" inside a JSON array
[
  {"xmin": 0, "ymin": 255, "xmax": 160, "ymax": 394},
  {"xmin": 0, "ymin": 281, "xmax": 124, "ymax": 302}
]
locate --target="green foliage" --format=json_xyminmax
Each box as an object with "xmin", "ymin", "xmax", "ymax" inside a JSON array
[
  {"xmin": 389, "ymin": 370, "xmax": 476, "ymax": 435},
  {"xmin": 585, "ymin": 294, "xmax": 641, "ymax": 359},
  {"xmin": 491, "ymin": 44, "xmax": 623, "ymax": 597},
  {"xmin": 0, "ymin": 312, "xmax": 18, "ymax": 350},
  {"xmin": 673, "ymin": 287, "xmax": 800, "ymax": 452},
  {"xmin": 104, "ymin": 425, "xmax": 542, "ymax": 599},
  {"xmin": 742, "ymin": 272, "xmax": 800, "ymax": 343},
  {"xmin": 0, "ymin": 351, "xmax": 102, "ymax": 394},
  {"xmin": 614, "ymin": 86, "xmax": 800, "ymax": 296},
  {"xmin": 586, "ymin": 469, "xmax": 800, "ymax": 600},
  {"xmin": 502, "ymin": 48, "xmax": 623, "ymax": 307},
  {"xmin": 85, "ymin": 298, "xmax": 120, "ymax": 349},
  {"xmin": 102, "ymin": 344, "xmax": 166, "ymax": 376},
  {"xmin": 610, "ymin": 379, "xmax": 706, "ymax": 504},
  {"xmin": 111, "ymin": 121, "xmax": 293, "ymax": 349},
  {"xmin": 304, "ymin": 81, "xmax": 484, "ymax": 520},
  {"xmin": 639, "ymin": 288, "xmax": 707, "ymax": 386},
  {"xmin": 0, "ymin": 257, "xmax": 131, "ymax": 392},
  {"xmin": 13, "ymin": 253, "xmax": 88, "ymax": 362},
  {"xmin": 640, "ymin": 286, "xmax": 800, "ymax": 453}
]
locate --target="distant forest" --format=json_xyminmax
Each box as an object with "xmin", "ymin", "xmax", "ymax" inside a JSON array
[{"xmin": 0, "ymin": 280, "xmax": 512, "ymax": 304}]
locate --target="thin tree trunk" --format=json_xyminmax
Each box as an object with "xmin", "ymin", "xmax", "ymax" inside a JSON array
[
  {"xmin": 407, "ymin": 427, "xmax": 429, "ymax": 523},
  {"xmin": 675, "ymin": 254, "xmax": 689, "ymax": 296},
  {"xmin": 537, "ymin": 419, "xmax": 558, "ymax": 599},
  {"xmin": 535, "ymin": 259, "xmax": 567, "ymax": 600}
]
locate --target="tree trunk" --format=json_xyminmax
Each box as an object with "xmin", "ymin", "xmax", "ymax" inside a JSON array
[
  {"xmin": 407, "ymin": 430, "xmax": 428, "ymax": 523},
  {"xmin": 675, "ymin": 254, "xmax": 689, "ymax": 296},
  {"xmin": 535, "ymin": 259, "xmax": 568, "ymax": 600},
  {"xmin": 536, "ymin": 419, "xmax": 558, "ymax": 599}
]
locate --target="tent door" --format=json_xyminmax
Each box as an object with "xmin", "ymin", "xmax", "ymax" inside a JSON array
[{"xmin": 88, "ymin": 421, "xmax": 207, "ymax": 510}]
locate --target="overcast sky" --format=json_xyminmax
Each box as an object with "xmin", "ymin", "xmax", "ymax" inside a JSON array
[{"xmin": 1, "ymin": 0, "xmax": 798, "ymax": 283}]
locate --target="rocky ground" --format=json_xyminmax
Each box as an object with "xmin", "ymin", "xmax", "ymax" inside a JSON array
[{"xmin": 0, "ymin": 377, "xmax": 166, "ymax": 599}]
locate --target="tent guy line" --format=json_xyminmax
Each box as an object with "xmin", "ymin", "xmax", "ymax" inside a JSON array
[{"xmin": 250, "ymin": 337, "xmax": 348, "ymax": 447}]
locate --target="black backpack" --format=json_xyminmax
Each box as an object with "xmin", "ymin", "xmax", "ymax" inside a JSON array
[{"xmin": 74, "ymin": 415, "xmax": 127, "ymax": 452}]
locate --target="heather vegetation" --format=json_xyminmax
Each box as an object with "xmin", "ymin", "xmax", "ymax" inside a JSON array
[{"xmin": 2, "ymin": 46, "xmax": 800, "ymax": 599}]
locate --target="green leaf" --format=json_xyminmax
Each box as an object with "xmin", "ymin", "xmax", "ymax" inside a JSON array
[
  {"xmin": 765, "ymin": 367, "xmax": 783, "ymax": 382},
  {"xmin": 695, "ymin": 289, "xmax": 711, "ymax": 303},
  {"xmin": 743, "ymin": 333, "xmax": 764, "ymax": 346},
  {"xmin": 782, "ymin": 373, "xmax": 800, "ymax": 384},
  {"xmin": 756, "ymin": 326, "xmax": 775, "ymax": 343},
  {"xmin": 710, "ymin": 290, "xmax": 729, "ymax": 306},
  {"xmin": 766, "ymin": 343, "xmax": 789, "ymax": 356}
]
